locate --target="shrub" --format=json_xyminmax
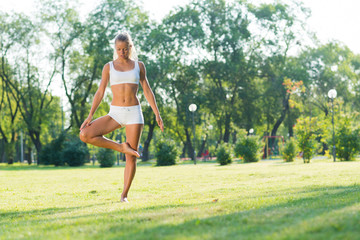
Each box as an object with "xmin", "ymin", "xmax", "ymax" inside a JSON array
[
  {"xmin": 294, "ymin": 117, "xmax": 321, "ymax": 163},
  {"xmin": 328, "ymin": 115, "xmax": 360, "ymax": 161},
  {"xmin": 335, "ymin": 128, "xmax": 360, "ymax": 161},
  {"xmin": 39, "ymin": 144, "xmax": 54, "ymax": 165},
  {"xmin": 216, "ymin": 142, "xmax": 233, "ymax": 165},
  {"xmin": 235, "ymin": 136, "xmax": 262, "ymax": 163},
  {"xmin": 63, "ymin": 137, "xmax": 89, "ymax": 167},
  {"xmin": 39, "ymin": 132, "xmax": 67, "ymax": 166},
  {"xmin": 4, "ymin": 142, "xmax": 16, "ymax": 164},
  {"xmin": 96, "ymin": 148, "xmax": 116, "ymax": 167},
  {"xmin": 155, "ymin": 139, "xmax": 179, "ymax": 166},
  {"xmin": 282, "ymin": 137, "xmax": 298, "ymax": 162},
  {"xmin": 39, "ymin": 132, "xmax": 89, "ymax": 167}
]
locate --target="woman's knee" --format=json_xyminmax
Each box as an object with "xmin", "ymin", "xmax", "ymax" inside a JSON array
[
  {"xmin": 79, "ymin": 130, "xmax": 91, "ymax": 143},
  {"xmin": 125, "ymin": 155, "xmax": 137, "ymax": 162}
]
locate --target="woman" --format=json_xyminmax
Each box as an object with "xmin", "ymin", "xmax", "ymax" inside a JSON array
[{"xmin": 79, "ymin": 32, "xmax": 164, "ymax": 203}]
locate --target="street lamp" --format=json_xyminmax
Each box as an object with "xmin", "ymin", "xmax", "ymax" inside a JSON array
[
  {"xmin": 189, "ymin": 103, "xmax": 197, "ymax": 164},
  {"xmin": 207, "ymin": 125, "xmax": 213, "ymax": 160},
  {"xmin": 328, "ymin": 89, "xmax": 337, "ymax": 162},
  {"xmin": 249, "ymin": 128, "xmax": 254, "ymax": 135}
]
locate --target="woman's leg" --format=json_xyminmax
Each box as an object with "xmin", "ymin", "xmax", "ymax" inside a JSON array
[
  {"xmin": 121, "ymin": 123, "xmax": 143, "ymax": 202},
  {"xmin": 79, "ymin": 115, "xmax": 139, "ymax": 157}
]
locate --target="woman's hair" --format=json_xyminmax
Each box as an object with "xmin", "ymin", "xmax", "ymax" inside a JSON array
[{"xmin": 113, "ymin": 32, "xmax": 138, "ymax": 60}]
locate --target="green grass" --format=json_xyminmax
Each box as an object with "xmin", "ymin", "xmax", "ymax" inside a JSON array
[{"xmin": 1, "ymin": 158, "xmax": 359, "ymax": 240}]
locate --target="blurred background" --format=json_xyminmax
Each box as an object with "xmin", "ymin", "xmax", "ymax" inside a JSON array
[{"xmin": 1, "ymin": 0, "xmax": 359, "ymax": 166}]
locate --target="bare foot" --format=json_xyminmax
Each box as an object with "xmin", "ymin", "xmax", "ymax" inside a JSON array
[
  {"xmin": 121, "ymin": 142, "xmax": 140, "ymax": 158},
  {"xmin": 121, "ymin": 197, "xmax": 129, "ymax": 203}
]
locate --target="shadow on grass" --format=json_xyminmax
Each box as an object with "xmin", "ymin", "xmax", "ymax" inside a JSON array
[
  {"xmin": 0, "ymin": 202, "xmax": 108, "ymax": 221},
  {"xmin": 1, "ymin": 185, "xmax": 359, "ymax": 239},
  {"xmin": 119, "ymin": 184, "xmax": 360, "ymax": 240}
]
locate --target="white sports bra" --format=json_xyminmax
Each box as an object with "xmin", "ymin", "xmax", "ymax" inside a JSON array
[{"xmin": 109, "ymin": 61, "xmax": 140, "ymax": 86}]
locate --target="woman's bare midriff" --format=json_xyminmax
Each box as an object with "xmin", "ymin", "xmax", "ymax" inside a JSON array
[{"xmin": 111, "ymin": 83, "xmax": 139, "ymax": 106}]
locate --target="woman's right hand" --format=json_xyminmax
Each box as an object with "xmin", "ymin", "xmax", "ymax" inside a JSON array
[
  {"xmin": 156, "ymin": 114, "xmax": 164, "ymax": 132},
  {"xmin": 80, "ymin": 115, "xmax": 93, "ymax": 131}
]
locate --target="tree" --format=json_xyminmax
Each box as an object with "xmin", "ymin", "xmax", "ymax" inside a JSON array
[
  {"xmin": 299, "ymin": 42, "xmax": 358, "ymax": 116},
  {"xmin": 152, "ymin": 5, "xmax": 204, "ymax": 160},
  {"xmin": 252, "ymin": 1, "xmax": 311, "ymax": 148},
  {"xmin": 0, "ymin": 12, "xmax": 59, "ymax": 163},
  {"xmin": 40, "ymin": 0, "xmax": 85, "ymax": 131}
]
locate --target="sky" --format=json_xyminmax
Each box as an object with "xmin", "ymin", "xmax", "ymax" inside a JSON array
[{"xmin": 1, "ymin": 0, "xmax": 359, "ymax": 54}]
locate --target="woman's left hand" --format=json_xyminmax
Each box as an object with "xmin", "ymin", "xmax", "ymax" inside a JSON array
[{"xmin": 156, "ymin": 115, "xmax": 164, "ymax": 132}]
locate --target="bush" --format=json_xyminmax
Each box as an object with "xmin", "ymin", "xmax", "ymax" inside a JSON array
[
  {"xmin": 294, "ymin": 117, "xmax": 321, "ymax": 163},
  {"xmin": 155, "ymin": 139, "xmax": 179, "ymax": 166},
  {"xmin": 4, "ymin": 142, "xmax": 16, "ymax": 164},
  {"xmin": 235, "ymin": 136, "xmax": 262, "ymax": 163},
  {"xmin": 63, "ymin": 137, "xmax": 89, "ymax": 167},
  {"xmin": 39, "ymin": 144, "xmax": 55, "ymax": 165},
  {"xmin": 39, "ymin": 132, "xmax": 67, "ymax": 166},
  {"xmin": 216, "ymin": 142, "xmax": 233, "ymax": 165},
  {"xmin": 335, "ymin": 128, "xmax": 360, "ymax": 161},
  {"xmin": 330, "ymin": 116, "xmax": 360, "ymax": 161},
  {"xmin": 39, "ymin": 132, "xmax": 89, "ymax": 167},
  {"xmin": 282, "ymin": 137, "xmax": 298, "ymax": 162},
  {"xmin": 96, "ymin": 148, "xmax": 116, "ymax": 167}
]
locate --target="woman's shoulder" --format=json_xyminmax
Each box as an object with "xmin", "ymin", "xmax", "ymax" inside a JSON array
[
  {"xmin": 102, "ymin": 62, "xmax": 111, "ymax": 72},
  {"xmin": 104, "ymin": 61, "xmax": 112, "ymax": 68},
  {"xmin": 137, "ymin": 60, "xmax": 145, "ymax": 69}
]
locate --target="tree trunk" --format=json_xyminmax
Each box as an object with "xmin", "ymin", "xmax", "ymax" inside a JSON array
[
  {"xmin": 26, "ymin": 145, "xmax": 32, "ymax": 165},
  {"xmin": 288, "ymin": 124, "xmax": 294, "ymax": 137},
  {"xmin": 185, "ymin": 128, "xmax": 195, "ymax": 160},
  {"xmin": 29, "ymin": 131, "xmax": 42, "ymax": 165},
  {"xmin": 142, "ymin": 117, "xmax": 156, "ymax": 161},
  {"xmin": 197, "ymin": 134, "xmax": 207, "ymax": 158},
  {"xmin": 232, "ymin": 131, "xmax": 237, "ymax": 144},
  {"xmin": 269, "ymin": 95, "xmax": 290, "ymax": 149},
  {"xmin": 181, "ymin": 143, "xmax": 187, "ymax": 158},
  {"xmin": 223, "ymin": 112, "xmax": 231, "ymax": 143}
]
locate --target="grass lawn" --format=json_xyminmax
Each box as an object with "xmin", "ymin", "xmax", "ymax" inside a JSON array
[{"xmin": 0, "ymin": 158, "xmax": 359, "ymax": 240}]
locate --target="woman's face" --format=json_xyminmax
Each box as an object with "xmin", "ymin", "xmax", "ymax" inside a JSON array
[{"xmin": 115, "ymin": 41, "xmax": 130, "ymax": 59}]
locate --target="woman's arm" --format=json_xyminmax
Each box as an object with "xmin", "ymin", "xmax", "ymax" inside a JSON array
[
  {"xmin": 138, "ymin": 61, "xmax": 164, "ymax": 132},
  {"xmin": 80, "ymin": 63, "xmax": 110, "ymax": 130}
]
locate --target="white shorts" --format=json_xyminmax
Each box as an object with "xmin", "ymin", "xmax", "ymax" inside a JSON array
[{"xmin": 107, "ymin": 105, "xmax": 144, "ymax": 126}]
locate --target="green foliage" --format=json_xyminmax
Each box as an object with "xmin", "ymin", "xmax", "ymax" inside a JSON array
[
  {"xmin": 4, "ymin": 142, "xmax": 16, "ymax": 164},
  {"xmin": 2, "ymin": 0, "xmax": 360, "ymax": 168},
  {"xmin": 281, "ymin": 137, "xmax": 298, "ymax": 162},
  {"xmin": 39, "ymin": 132, "xmax": 67, "ymax": 166},
  {"xmin": 96, "ymin": 148, "xmax": 116, "ymax": 168},
  {"xmin": 216, "ymin": 142, "xmax": 233, "ymax": 165},
  {"xmin": 326, "ymin": 114, "xmax": 360, "ymax": 161},
  {"xmin": 294, "ymin": 117, "xmax": 322, "ymax": 163},
  {"xmin": 155, "ymin": 139, "xmax": 179, "ymax": 166},
  {"xmin": 63, "ymin": 137, "xmax": 89, "ymax": 167},
  {"xmin": 235, "ymin": 136, "xmax": 262, "ymax": 163},
  {"xmin": 39, "ymin": 132, "xmax": 88, "ymax": 167},
  {"xmin": 335, "ymin": 127, "xmax": 360, "ymax": 161}
]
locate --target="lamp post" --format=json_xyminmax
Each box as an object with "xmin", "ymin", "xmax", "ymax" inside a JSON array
[
  {"xmin": 328, "ymin": 89, "xmax": 337, "ymax": 162},
  {"xmin": 208, "ymin": 125, "xmax": 213, "ymax": 160},
  {"xmin": 20, "ymin": 130, "xmax": 24, "ymax": 163},
  {"xmin": 249, "ymin": 128, "xmax": 254, "ymax": 135},
  {"xmin": 189, "ymin": 103, "xmax": 197, "ymax": 165}
]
